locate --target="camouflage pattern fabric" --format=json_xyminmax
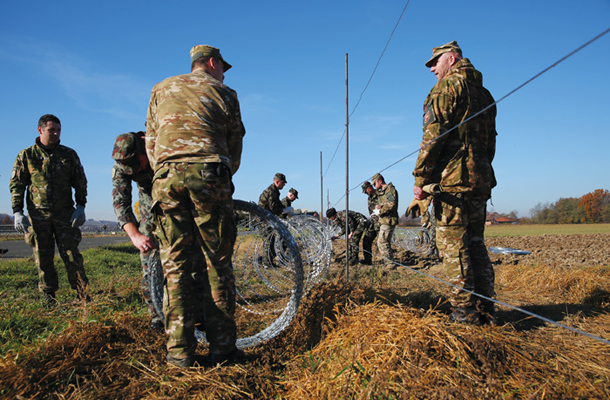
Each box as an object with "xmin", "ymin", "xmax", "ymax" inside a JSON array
[
  {"xmin": 362, "ymin": 191, "xmax": 379, "ymax": 264},
  {"xmin": 281, "ymin": 196, "xmax": 292, "ymax": 208},
  {"xmin": 152, "ymin": 162, "xmax": 237, "ymax": 361},
  {"xmin": 147, "ymin": 66, "xmax": 245, "ymax": 362},
  {"xmin": 376, "ymin": 183, "xmax": 398, "ymax": 262},
  {"xmin": 413, "ymin": 58, "xmax": 497, "ymax": 195},
  {"xmin": 415, "ymin": 56, "xmax": 497, "ymax": 314},
  {"xmin": 259, "ymin": 183, "xmax": 283, "ymax": 216},
  {"xmin": 333, "ymin": 210, "xmax": 369, "ymax": 264},
  {"xmin": 434, "ymin": 193, "xmax": 494, "ymax": 312},
  {"xmin": 145, "ymin": 69, "xmax": 245, "ymax": 174},
  {"xmin": 10, "ymin": 138, "xmax": 88, "ymax": 296},
  {"xmin": 25, "ymin": 202, "xmax": 88, "ymax": 294},
  {"xmin": 111, "ymin": 134, "xmax": 159, "ymax": 323},
  {"xmin": 10, "ymin": 138, "xmax": 87, "ymax": 213},
  {"xmin": 376, "ymin": 183, "xmax": 399, "ymax": 226}
]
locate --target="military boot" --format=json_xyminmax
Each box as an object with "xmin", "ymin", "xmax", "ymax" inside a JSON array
[{"xmin": 43, "ymin": 291, "xmax": 57, "ymax": 308}]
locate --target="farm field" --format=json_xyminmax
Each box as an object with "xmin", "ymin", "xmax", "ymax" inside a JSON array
[{"xmin": 0, "ymin": 226, "xmax": 609, "ymax": 399}]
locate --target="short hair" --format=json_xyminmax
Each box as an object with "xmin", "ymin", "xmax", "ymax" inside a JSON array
[
  {"xmin": 191, "ymin": 55, "xmax": 212, "ymax": 72},
  {"xmin": 38, "ymin": 114, "xmax": 61, "ymax": 128}
]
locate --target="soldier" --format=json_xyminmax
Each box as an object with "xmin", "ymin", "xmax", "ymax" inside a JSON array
[
  {"xmin": 413, "ymin": 41, "xmax": 497, "ymax": 325},
  {"xmin": 361, "ymin": 181, "xmax": 379, "ymax": 265},
  {"xmin": 111, "ymin": 131, "xmax": 163, "ymax": 330},
  {"xmin": 371, "ymin": 173, "xmax": 399, "ymax": 268},
  {"xmin": 258, "ymin": 173, "xmax": 287, "ymax": 216},
  {"xmin": 10, "ymin": 114, "xmax": 90, "ymax": 306},
  {"xmin": 326, "ymin": 207, "xmax": 369, "ymax": 265},
  {"xmin": 146, "ymin": 44, "xmax": 246, "ymax": 367},
  {"xmin": 281, "ymin": 188, "xmax": 299, "ymax": 209}
]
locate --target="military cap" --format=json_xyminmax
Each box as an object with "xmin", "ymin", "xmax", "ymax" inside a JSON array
[
  {"xmin": 112, "ymin": 132, "xmax": 144, "ymax": 174},
  {"xmin": 371, "ymin": 173, "xmax": 384, "ymax": 183},
  {"xmin": 274, "ymin": 172, "xmax": 287, "ymax": 183},
  {"xmin": 190, "ymin": 44, "xmax": 232, "ymax": 71},
  {"xmin": 361, "ymin": 181, "xmax": 372, "ymax": 193},
  {"xmin": 326, "ymin": 207, "xmax": 337, "ymax": 219},
  {"xmin": 425, "ymin": 40, "xmax": 462, "ymax": 68},
  {"xmin": 289, "ymin": 188, "xmax": 299, "ymax": 199}
]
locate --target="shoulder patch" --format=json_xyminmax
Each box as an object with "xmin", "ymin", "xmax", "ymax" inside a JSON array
[{"xmin": 423, "ymin": 103, "xmax": 436, "ymax": 127}]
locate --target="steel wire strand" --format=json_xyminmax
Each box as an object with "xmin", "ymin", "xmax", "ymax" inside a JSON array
[
  {"xmin": 365, "ymin": 249, "xmax": 610, "ymax": 346},
  {"xmin": 149, "ymin": 199, "xmax": 304, "ymax": 348}
]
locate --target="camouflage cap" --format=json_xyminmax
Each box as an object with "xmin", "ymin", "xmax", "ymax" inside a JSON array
[
  {"xmin": 190, "ymin": 44, "xmax": 232, "ymax": 71},
  {"xmin": 371, "ymin": 173, "xmax": 384, "ymax": 183},
  {"xmin": 425, "ymin": 40, "xmax": 462, "ymax": 68},
  {"xmin": 326, "ymin": 207, "xmax": 337, "ymax": 219},
  {"xmin": 289, "ymin": 188, "xmax": 299, "ymax": 199},
  {"xmin": 274, "ymin": 172, "xmax": 287, "ymax": 183},
  {"xmin": 112, "ymin": 132, "xmax": 143, "ymax": 174},
  {"xmin": 361, "ymin": 181, "xmax": 372, "ymax": 193}
]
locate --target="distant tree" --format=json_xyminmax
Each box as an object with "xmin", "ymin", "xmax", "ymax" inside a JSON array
[
  {"xmin": 1, "ymin": 215, "xmax": 11, "ymax": 225},
  {"xmin": 578, "ymin": 189, "xmax": 610, "ymax": 223},
  {"xmin": 554, "ymin": 197, "xmax": 582, "ymax": 224}
]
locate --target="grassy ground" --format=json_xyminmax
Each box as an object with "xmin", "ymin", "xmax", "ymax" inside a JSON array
[{"xmin": 0, "ymin": 229, "xmax": 609, "ymax": 398}]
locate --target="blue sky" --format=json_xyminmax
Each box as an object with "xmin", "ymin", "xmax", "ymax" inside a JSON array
[{"xmin": 1, "ymin": 0, "xmax": 609, "ymax": 221}]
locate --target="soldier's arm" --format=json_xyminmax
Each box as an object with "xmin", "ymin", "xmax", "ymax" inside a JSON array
[
  {"xmin": 227, "ymin": 91, "xmax": 246, "ymax": 175},
  {"xmin": 9, "ymin": 151, "xmax": 29, "ymax": 213},
  {"xmin": 145, "ymin": 89, "xmax": 158, "ymax": 171},
  {"xmin": 111, "ymin": 165, "xmax": 138, "ymax": 228},
  {"xmin": 70, "ymin": 151, "xmax": 88, "ymax": 207}
]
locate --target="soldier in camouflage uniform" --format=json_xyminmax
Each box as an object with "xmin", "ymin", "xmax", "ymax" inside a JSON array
[
  {"xmin": 413, "ymin": 41, "xmax": 497, "ymax": 325},
  {"xmin": 259, "ymin": 173, "xmax": 287, "ymax": 216},
  {"xmin": 10, "ymin": 114, "xmax": 90, "ymax": 306},
  {"xmin": 326, "ymin": 207, "xmax": 370, "ymax": 265},
  {"xmin": 371, "ymin": 173, "xmax": 399, "ymax": 268},
  {"xmin": 111, "ymin": 131, "xmax": 164, "ymax": 329},
  {"xmin": 146, "ymin": 45, "xmax": 246, "ymax": 367},
  {"xmin": 281, "ymin": 188, "xmax": 298, "ymax": 209},
  {"xmin": 361, "ymin": 181, "xmax": 379, "ymax": 265}
]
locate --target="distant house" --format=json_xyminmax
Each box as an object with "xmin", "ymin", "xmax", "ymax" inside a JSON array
[{"xmin": 486, "ymin": 212, "xmax": 518, "ymax": 225}]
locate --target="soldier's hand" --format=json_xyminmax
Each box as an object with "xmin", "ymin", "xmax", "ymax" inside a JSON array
[
  {"xmin": 13, "ymin": 211, "xmax": 30, "ymax": 234},
  {"xmin": 70, "ymin": 205, "xmax": 86, "ymax": 228},
  {"xmin": 406, "ymin": 197, "xmax": 431, "ymax": 219}
]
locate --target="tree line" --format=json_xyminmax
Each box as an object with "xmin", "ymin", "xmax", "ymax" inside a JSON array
[{"xmin": 526, "ymin": 189, "xmax": 610, "ymax": 224}]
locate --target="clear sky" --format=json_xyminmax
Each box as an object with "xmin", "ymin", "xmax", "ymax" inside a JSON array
[{"xmin": 1, "ymin": 0, "xmax": 609, "ymax": 221}]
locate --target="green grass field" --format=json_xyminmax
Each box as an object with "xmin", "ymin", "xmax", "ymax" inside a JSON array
[{"xmin": 485, "ymin": 223, "xmax": 610, "ymax": 237}]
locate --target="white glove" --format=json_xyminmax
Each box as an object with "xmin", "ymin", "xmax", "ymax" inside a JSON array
[
  {"xmin": 14, "ymin": 211, "xmax": 30, "ymax": 234},
  {"xmin": 70, "ymin": 205, "xmax": 86, "ymax": 228},
  {"xmin": 372, "ymin": 209, "xmax": 381, "ymax": 216}
]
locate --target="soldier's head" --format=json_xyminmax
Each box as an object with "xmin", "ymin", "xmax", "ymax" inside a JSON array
[
  {"xmin": 371, "ymin": 173, "xmax": 385, "ymax": 189},
  {"xmin": 288, "ymin": 188, "xmax": 298, "ymax": 201},
  {"xmin": 326, "ymin": 207, "xmax": 337, "ymax": 221},
  {"xmin": 112, "ymin": 132, "xmax": 148, "ymax": 174},
  {"xmin": 37, "ymin": 114, "xmax": 61, "ymax": 148},
  {"xmin": 273, "ymin": 173, "xmax": 287, "ymax": 190},
  {"xmin": 425, "ymin": 41, "xmax": 462, "ymax": 82},
  {"xmin": 190, "ymin": 45, "xmax": 232, "ymax": 82},
  {"xmin": 361, "ymin": 181, "xmax": 374, "ymax": 195}
]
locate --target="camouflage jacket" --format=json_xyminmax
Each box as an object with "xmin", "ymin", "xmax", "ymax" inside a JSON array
[
  {"xmin": 146, "ymin": 69, "xmax": 246, "ymax": 175},
  {"xmin": 414, "ymin": 58, "xmax": 497, "ymax": 195},
  {"xmin": 10, "ymin": 138, "xmax": 87, "ymax": 213},
  {"xmin": 376, "ymin": 183, "xmax": 399, "ymax": 226},
  {"xmin": 281, "ymin": 196, "xmax": 292, "ymax": 208},
  {"xmin": 334, "ymin": 210, "xmax": 369, "ymax": 237},
  {"xmin": 111, "ymin": 160, "xmax": 154, "ymax": 236},
  {"xmin": 258, "ymin": 183, "xmax": 283, "ymax": 216},
  {"xmin": 367, "ymin": 192, "xmax": 380, "ymax": 230}
]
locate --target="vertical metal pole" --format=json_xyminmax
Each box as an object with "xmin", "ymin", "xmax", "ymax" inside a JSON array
[
  {"xmin": 345, "ymin": 53, "xmax": 349, "ymax": 281},
  {"xmin": 320, "ymin": 151, "xmax": 324, "ymax": 222}
]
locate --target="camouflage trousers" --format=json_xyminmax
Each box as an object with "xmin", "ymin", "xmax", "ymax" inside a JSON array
[
  {"xmin": 25, "ymin": 208, "xmax": 88, "ymax": 294},
  {"xmin": 362, "ymin": 226, "xmax": 379, "ymax": 263},
  {"xmin": 152, "ymin": 162, "xmax": 237, "ymax": 361},
  {"xmin": 434, "ymin": 192, "xmax": 495, "ymax": 312},
  {"xmin": 377, "ymin": 224, "xmax": 396, "ymax": 262}
]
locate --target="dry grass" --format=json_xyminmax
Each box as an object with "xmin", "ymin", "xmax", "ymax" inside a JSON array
[{"xmin": 1, "ymin": 234, "xmax": 609, "ymax": 399}]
